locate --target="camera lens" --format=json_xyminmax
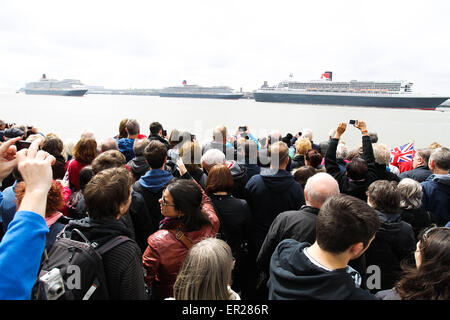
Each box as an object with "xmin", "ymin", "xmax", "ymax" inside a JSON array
[{"xmin": 49, "ymin": 284, "xmax": 64, "ymax": 295}]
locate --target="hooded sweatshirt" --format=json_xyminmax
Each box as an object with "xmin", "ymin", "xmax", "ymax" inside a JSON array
[
  {"xmin": 138, "ymin": 169, "xmax": 173, "ymax": 192},
  {"xmin": 127, "ymin": 155, "xmax": 150, "ymax": 181},
  {"xmin": 364, "ymin": 211, "xmax": 415, "ymax": 292},
  {"xmin": 117, "ymin": 138, "xmax": 135, "ymax": 163},
  {"xmin": 134, "ymin": 169, "xmax": 174, "ymax": 233},
  {"xmin": 227, "ymin": 160, "xmax": 248, "ymax": 199},
  {"xmin": 421, "ymin": 174, "xmax": 450, "ymax": 226},
  {"xmin": 245, "ymin": 168, "xmax": 305, "ymax": 252},
  {"xmin": 268, "ymin": 239, "xmax": 376, "ymax": 300}
]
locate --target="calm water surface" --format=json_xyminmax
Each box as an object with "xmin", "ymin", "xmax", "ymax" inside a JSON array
[{"xmin": 1, "ymin": 91, "xmax": 449, "ymax": 149}]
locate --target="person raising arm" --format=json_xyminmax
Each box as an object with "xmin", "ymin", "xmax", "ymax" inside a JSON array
[{"xmin": 0, "ymin": 137, "xmax": 55, "ymax": 300}]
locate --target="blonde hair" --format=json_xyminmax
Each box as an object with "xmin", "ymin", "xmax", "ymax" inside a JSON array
[
  {"xmin": 429, "ymin": 142, "xmax": 442, "ymax": 149},
  {"xmin": 295, "ymin": 138, "xmax": 312, "ymax": 156},
  {"xmin": 173, "ymin": 238, "xmax": 234, "ymax": 300},
  {"xmin": 180, "ymin": 141, "xmax": 202, "ymax": 172}
]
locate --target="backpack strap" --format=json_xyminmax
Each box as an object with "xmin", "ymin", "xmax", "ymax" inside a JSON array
[
  {"xmin": 96, "ymin": 235, "xmax": 132, "ymax": 255},
  {"xmin": 168, "ymin": 230, "xmax": 193, "ymax": 249}
]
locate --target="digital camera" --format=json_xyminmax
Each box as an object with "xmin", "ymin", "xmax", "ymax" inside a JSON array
[{"xmin": 39, "ymin": 268, "xmax": 65, "ymax": 300}]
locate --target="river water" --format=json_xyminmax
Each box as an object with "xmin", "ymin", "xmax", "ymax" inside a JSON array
[{"xmin": 1, "ymin": 91, "xmax": 449, "ymax": 150}]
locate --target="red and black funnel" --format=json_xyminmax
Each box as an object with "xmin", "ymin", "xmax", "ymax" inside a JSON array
[{"xmin": 321, "ymin": 71, "xmax": 332, "ymax": 81}]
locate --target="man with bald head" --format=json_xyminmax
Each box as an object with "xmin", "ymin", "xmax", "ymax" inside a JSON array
[{"xmin": 257, "ymin": 172, "xmax": 340, "ymax": 275}]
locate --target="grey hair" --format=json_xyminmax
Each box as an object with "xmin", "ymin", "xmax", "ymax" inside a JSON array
[
  {"xmin": 200, "ymin": 149, "xmax": 226, "ymax": 166},
  {"xmin": 133, "ymin": 138, "xmax": 150, "ymax": 157},
  {"xmin": 126, "ymin": 119, "xmax": 140, "ymax": 136},
  {"xmin": 304, "ymin": 172, "xmax": 340, "ymax": 206},
  {"xmin": 429, "ymin": 147, "xmax": 450, "ymax": 171},
  {"xmin": 372, "ymin": 143, "xmax": 391, "ymax": 165},
  {"xmin": 398, "ymin": 178, "xmax": 423, "ymax": 210},
  {"xmin": 173, "ymin": 238, "xmax": 234, "ymax": 300}
]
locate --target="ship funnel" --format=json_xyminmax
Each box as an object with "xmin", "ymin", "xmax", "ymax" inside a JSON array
[
  {"xmin": 182, "ymin": 80, "xmax": 187, "ymax": 86},
  {"xmin": 42, "ymin": 74, "xmax": 47, "ymax": 79},
  {"xmin": 321, "ymin": 71, "xmax": 332, "ymax": 81}
]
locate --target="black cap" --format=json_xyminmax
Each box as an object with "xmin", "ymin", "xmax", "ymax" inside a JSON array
[{"xmin": 4, "ymin": 128, "xmax": 24, "ymax": 138}]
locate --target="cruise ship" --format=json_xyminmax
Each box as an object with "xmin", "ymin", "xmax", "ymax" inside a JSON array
[
  {"xmin": 24, "ymin": 74, "xmax": 88, "ymax": 96},
  {"xmin": 253, "ymin": 72, "xmax": 449, "ymax": 110},
  {"xmin": 159, "ymin": 81, "xmax": 244, "ymax": 100}
]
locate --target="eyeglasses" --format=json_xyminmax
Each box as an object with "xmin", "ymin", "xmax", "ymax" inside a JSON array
[{"xmin": 161, "ymin": 198, "xmax": 175, "ymax": 207}]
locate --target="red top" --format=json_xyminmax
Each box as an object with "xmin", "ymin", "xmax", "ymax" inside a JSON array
[{"xmin": 64, "ymin": 159, "xmax": 88, "ymax": 191}]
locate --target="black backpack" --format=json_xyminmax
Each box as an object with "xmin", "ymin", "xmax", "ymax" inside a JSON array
[{"xmin": 33, "ymin": 227, "xmax": 131, "ymax": 300}]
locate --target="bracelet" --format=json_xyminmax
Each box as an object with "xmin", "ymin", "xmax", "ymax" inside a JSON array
[{"xmin": 361, "ymin": 130, "xmax": 368, "ymax": 134}]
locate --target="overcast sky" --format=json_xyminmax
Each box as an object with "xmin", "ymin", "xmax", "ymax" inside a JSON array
[{"xmin": 1, "ymin": 0, "xmax": 450, "ymax": 94}]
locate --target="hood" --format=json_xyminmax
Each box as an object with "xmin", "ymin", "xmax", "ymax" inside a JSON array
[
  {"xmin": 375, "ymin": 210, "xmax": 403, "ymax": 241},
  {"xmin": 128, "ymin": 156, "xmax": 149, "ymax": 171},
  {"xmin": 268, "ymin": 240, "xmax": 363, "ymax": 300},
  {"xmin": 227, "ymin": 160, "xmax": 247, "ymax": 178},
  {"xmin": 431, "ymin": 174, "xmax": 450, "ymax": 187},
  {"xmin": 117, "ymin": 138, "xmax": 134, "ymax": 149},
  {"xmin": 138, "ymin": 169, "xmax": 173, "ymax": 192},
  {"xmin": 65, "ymin": 217, "xmax": 132, "ymax": 246},
  {"xmin": 259, "ymin": 168, "xmax": 296, "ymax": 192}
]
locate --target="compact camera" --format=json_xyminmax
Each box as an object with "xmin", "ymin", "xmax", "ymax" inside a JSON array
[{"xmin": 39, "ymin": 268, "xmax": 65, "ymax": 300}]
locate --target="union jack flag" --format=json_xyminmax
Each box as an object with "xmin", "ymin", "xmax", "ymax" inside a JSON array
[{"xmin": 390, "ymin": 142, "xmax": 414, "ymax": 166}]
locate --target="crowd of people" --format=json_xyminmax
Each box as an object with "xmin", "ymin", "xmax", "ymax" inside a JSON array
[{"xmin": 0, "ymin": 117, "xmax": 449, "ymax": 300}]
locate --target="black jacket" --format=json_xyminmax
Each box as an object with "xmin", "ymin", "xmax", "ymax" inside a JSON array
[
  {"xmin": 148, "ymin": 134, "xmax": 171, "ymax": 150},
  {"xmin": 245, "ymin": 169, "xmax": 305, "ymax": 253},
  {"xmin": 209, "ymin": 193, "xmax": 252, "ymax": 293},
  {"xmin": 291, "ymin": 155, "xmax": 305, "ymax": 170},
  {"xmin": 257, "ymin": 206, "xmax": 319, "ymax": 273},
  {"xmin": 399, "ymin": 207, "xmax": 433, "ymax": 239},
  {"xmin": 128, "ymin": 190, "xmax": 153, "ymax": 253},
  {"xmin": 364, "ymin": 211, "xmax": 416, "ymax": 292},
  {"xmin": 268, "ymin": 240, "xmax": 376, "ymax": 300},
  {"xmin": 209, "ymin": 193, "xmax": 252, "ymax": 259},
  {"xmin": 399, "ymin": 165, "xmax": 431, "ymax": 183},
  {"xmin": 375, "ymin": 163, "xmax": 400, "ymax": 182},
  {"xmin": 325, "ymin": 136, "xmax": 377, "ymax": 201},
  {"xmin": 65, "ymin": 217, "xmax": 147, "ymax": 300}
]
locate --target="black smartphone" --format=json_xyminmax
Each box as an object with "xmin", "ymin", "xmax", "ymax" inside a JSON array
[
  {"xmin": 239, "ymin": 126, "xmax": 247, "ymax": 132},
  {"xmin": 162, "ymin": 129, "xmax": 167, "ymax": 137},
  {"xmin": 349, "ymin": 120, "xmax": 357, "ymax": 125},
  {"xmin": 298, "ymin": 131, "xmax": 302, "ymax": 136},
  {"xmin": 16, "ymin": 140, "xmax": 32, "ymax": 151}
]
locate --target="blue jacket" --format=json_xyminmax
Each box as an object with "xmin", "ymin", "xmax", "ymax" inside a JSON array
[
  {"xmin": 421, "ymin": 174, "xmax": 450, "ymax": 226},
  {"xmin": 117, "ymin": 138, "xmax": 135, "ymax": 163},
  {"xmin": 0, "ymin": 211, "xmax": 48, "ymax": 299}
]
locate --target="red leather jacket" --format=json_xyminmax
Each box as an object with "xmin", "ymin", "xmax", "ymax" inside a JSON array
[{"xmin": 142, "ymin": 185, "xmax": 219, "ymax": 299}]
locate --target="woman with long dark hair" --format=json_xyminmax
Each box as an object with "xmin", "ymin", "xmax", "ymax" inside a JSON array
[
  {"xmin": 142, "ymin": 159, "xmax": 219, "ymax": 300},
  {"xmin": 376, "ymin": 226, "xmax": 450, "ymax": 300}
]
